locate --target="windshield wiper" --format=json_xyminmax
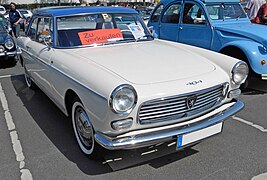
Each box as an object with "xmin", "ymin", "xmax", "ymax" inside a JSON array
[{"xmin": 136, "ymin": 34, "xmax": 154, "ymax": 42}]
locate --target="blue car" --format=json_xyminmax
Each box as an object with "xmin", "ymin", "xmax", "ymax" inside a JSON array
[
  {"xmin": 0, "ymin": 17, "xmax": 21, "ymax": 65},
  {"xmin": 148, "ymin": 0, "xmax": 267, "ymax": 87}
]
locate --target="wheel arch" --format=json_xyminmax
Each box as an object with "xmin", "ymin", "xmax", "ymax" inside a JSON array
[
  {"xmin": 64, "ymin": 89, "xmax": 80, "ymax": 117},
  {"xmin": 219, "ymin": 45, "xmax": 254, "ymax": 73},
  {"xmin": 219, "ymin": 45, "xmax": 248, "ymax": 63},
  {"xmin": 19, "ymin": 55, "xmax": 24, "ymax": 67},
  {"xmin": 218, "ymin": 40, "xmax": 267, "ymax": 75}
]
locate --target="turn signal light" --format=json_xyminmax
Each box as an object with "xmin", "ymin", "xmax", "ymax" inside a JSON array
[
  {"xmin": 111, "ymin": 118, "xmax": 133, "ymax": 131},
  {"xmin": 261, "ymin": 60, "xmax": 266, "ymax": 65}
]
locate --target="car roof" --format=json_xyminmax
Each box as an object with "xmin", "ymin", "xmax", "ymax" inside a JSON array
[
  {"xmin": 202, "ymin": 0, "xmax": 240, "ymax": 3},
  {"xmin": 159, "ymin": 0, "xmax": 240, "ymax": 5},
  {"xmin": 18, "ymin": 9, "xmax": 30, "ymax": 11},
  {"xmin": 33, "ymin": 6, "xmax": 138, "ymax": 17}
]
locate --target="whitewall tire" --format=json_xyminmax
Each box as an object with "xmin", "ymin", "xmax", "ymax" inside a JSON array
[{"xmin": 71, "ymin": 100, "xmax": 103, "ymax": 158}]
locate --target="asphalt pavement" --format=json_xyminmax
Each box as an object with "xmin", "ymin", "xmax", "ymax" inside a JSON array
[{"xmin": 0, "ymin": 61, "xmax": 267, "ymax": 180}]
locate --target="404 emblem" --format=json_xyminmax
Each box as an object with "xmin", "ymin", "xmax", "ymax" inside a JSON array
[{"xmin": 186, "ymin": 80, "xmax": 203, "ymax": 86}]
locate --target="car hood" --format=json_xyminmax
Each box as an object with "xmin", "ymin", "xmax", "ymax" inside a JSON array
[
  {"xmin": 72, "ymin": 40, "xmax": 216, "ymax": 85},
  {"xmin": 215, "ymin": 22, "xmax": 267, "ymax": 45},
  {"xmin": 0, "ymin": 32, "xmax": 8, "ymax": 42}
]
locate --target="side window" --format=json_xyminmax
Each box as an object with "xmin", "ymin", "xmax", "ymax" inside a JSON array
[
  {"xmin": 28, "ymin": 18, "xmax": 38, "ymax": 40},
  {"xmin": 162, "ymin": 4, "xmax": 181, "ymax": 23},
  {"xmin": 36, "ymin": 17, "xmax": 53, "ymax": 44},
  {"xmin": 183, "ymin": 3, "xmax": 206, "ymax": 24},
  {"xmin": 151, "ymin": 5, "xmax": 164, "ymax": 22},
  {"xmin": 206, "ymin": 5, "xmax": 219, "ymax": 20}
]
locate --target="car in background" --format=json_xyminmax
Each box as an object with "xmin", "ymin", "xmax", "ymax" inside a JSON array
[
  {"xmin": 17, "ymin": 9, "xmax": 32, "ymax": 31},
  {"xmin": 148, "ymin": 0, "xmax": 267, "ymax": 88},
  {"xmin": 0, "ymin": 18, "xmax": 21, "ymax": 64},
  {"xmin": 136, "ymin": 6, "xmax": 153, "ymax": 20},
  {"xmin": 17, "ymin": 6, "xmax": 247, "ymax": 159},
  {"xmin": 18, "ymin": 9, "xmax": 32, "ymax": 19}
]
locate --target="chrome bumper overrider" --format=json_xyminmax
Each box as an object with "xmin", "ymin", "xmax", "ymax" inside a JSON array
[
  {"xmin": 95, "ymin": 99, "xmax": 244, "ymax": 150},
  {"xmin": 262, "ymin": 74, "xmax": 267, "ymax": 80}
]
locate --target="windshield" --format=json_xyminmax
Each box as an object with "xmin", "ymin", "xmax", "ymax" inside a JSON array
[
  {"xmin": 56, "ymin": 13, "xmax": 152, "ymax": 48},
  {"xmin": 0, "ymin": 19, "xmax": 8, "ymax": 32},
  {"xmin": 206, "ymin": 4, "xmax": 247, "ymax": 20},
  {"xmin": 0, "ymin": 23, "xmax": 4, "ymax": 31}
]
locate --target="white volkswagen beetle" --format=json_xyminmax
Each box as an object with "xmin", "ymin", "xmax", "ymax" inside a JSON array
[{"xmin": 17, "ymin": 6, "xmax": 248, "ymax": 159}]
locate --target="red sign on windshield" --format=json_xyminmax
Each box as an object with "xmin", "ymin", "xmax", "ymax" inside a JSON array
[{"xmin": 78, "ymin": 29, "xmax": 123, "ymax": 45}]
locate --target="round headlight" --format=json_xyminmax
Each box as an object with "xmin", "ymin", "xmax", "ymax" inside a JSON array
[
  {"xmin": 4, "ymin": 39, "xmax": 14, "ymax": 50},
  {"xmin": 232, "ymin": 61, "xmax": 249, "ymax": 85},
  {"xmin": 110, "ymin": 85, "xmax": 137, "ymax": 114}
]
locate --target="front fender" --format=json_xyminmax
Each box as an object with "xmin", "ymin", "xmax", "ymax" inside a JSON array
[{"xmin": 220, "ymin": 40, "xmax": 267, "ymax": 75}]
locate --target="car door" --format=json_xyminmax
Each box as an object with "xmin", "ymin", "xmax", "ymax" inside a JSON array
[
  {"xmin": 147, "ymin": 4, "xmax": 164, "ymax": 38},
  {"xmin": 178, "ymin": 1, "xmax": 213, "ymax": 49},
  {"xmin": 159, "ymin": 3, "xmax": 182, "ymax": 41},
  {"xmin": 24, "ymin": 16, "xmax": 54, "ymax": 95}
]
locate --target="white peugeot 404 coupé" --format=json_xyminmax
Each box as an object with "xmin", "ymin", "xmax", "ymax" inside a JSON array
[{"xmin": 17, "ymin": 6, "xmax": 248, "ymax": 159}]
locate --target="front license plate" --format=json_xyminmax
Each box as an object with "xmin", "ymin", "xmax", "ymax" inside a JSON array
[{"xmin": 177, "ymin": 122, "xmax": 223, "ymax": 149}]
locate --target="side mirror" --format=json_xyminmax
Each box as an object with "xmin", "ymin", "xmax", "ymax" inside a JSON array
[{"xmin": 38, "ymin": 34, "xmax": 52, "ymax": 49}]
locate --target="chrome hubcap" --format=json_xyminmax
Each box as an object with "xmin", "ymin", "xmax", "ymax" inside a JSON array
[{"xmin": 75, "ymin": 107, "xmax": 93, "ymax": 150}]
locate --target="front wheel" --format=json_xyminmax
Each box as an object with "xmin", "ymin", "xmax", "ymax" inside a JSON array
[{"xmin": 71, "ymin": 99, "xmax": 103, "ymax": 159}]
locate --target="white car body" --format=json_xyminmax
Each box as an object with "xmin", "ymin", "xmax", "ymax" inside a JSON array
[
  {"xmin": 18, "ymin": 9, "xmax": 32, "ymax": 19},
  {"xmin": 17, "ymin": 6, "xmax": 247, "ymax": 158}
]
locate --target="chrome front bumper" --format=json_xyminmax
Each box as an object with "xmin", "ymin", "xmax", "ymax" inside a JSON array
[
  {"xmin": 95, "ymin": 99, "xmax": 244, "ymax": 150},
  {"xmin": 0, "ymin": 47, "xmax": 22, "ymax": 58}
]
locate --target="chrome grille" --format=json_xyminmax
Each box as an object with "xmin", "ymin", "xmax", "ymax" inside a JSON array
[{"xmin": 138, "ymin": 85, "xmax": 224, "ymax": 125}]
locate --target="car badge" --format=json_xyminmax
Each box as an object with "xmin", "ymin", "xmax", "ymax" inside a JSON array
[
  {"xmin": 186, "ymin": 96, "xmax": 197, "ymax": 109},
  {"xmin": 186, "ymin": 80, "xmax": 203, "ymax": 86}
]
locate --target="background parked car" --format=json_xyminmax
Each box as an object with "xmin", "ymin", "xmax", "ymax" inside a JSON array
[
  {"xmin": 0, "ymin": 18, "xmax": 21, "ymax": 65},
  {"xmin": 148, "ymin": 0, "xmax": 267, "ymax": 88},
  {"xmin": 18, "ymin": 9, "xmax": 32, "ymax": 19}
]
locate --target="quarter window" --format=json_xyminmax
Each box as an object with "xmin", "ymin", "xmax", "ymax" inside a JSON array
[
  {"xmin": 151, "ymin": 5, "xmax": 164, "ymax": 22},
  {"xmin": 36, "ymin": 17, "xmax": 52, "ymax": 44},
  {"xmin": 28, "ymin": 18, "xmax": 37, "ymax": 40},
  {"xmin": 162, "ymin": 4, "xmax": 181, "ymax": 23}
]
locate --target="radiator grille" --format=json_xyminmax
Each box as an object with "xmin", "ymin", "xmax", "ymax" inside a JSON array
[{"xmin": 138, "ymin": 85, "xmax": 224, "ymax": 125}]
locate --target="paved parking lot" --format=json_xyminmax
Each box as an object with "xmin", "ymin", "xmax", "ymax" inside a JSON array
[{"xmin": 0, "ymin": 62, "xmax": 267, "ymax": 180}]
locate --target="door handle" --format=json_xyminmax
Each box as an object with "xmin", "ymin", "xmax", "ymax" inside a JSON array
[{"xmin": 179, "ymin": 27, "xmax": 183, "ymax": 30}]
